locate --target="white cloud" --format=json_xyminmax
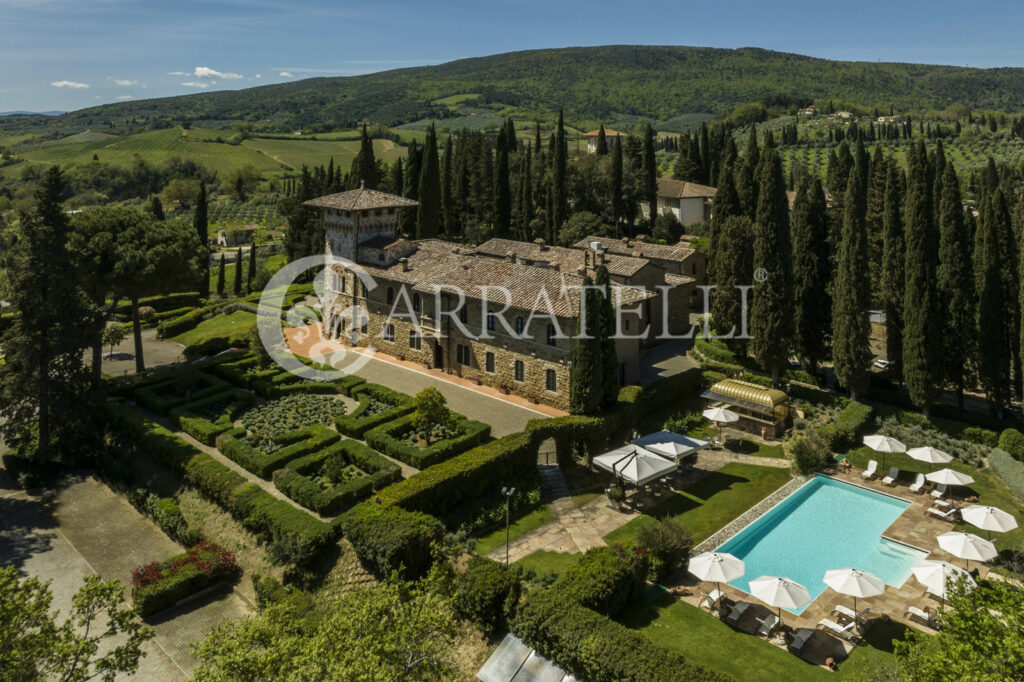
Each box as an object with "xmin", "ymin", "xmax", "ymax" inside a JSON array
[
  {"xmin": 254, "ymin": 73, "xmax": 262, "ymax": 79},
  {"xmin": 115, "ymin": 95, "xmax": 135, "ymax": 101},
  {"xmin": 181, "ymin": 81, "xmax": 210, "ymax": 89},
  {"xmin": 168, "ymin": 71, "xmax": 187, "ymax": 76},
  {"xmin": 109, "ymin": 78, "xmax": 137, "ymax": 87},
  {"xmin": 278, "ymin": 71, "xmax": 293, "ymax": 78},
  {"xmin": 193, "ymin": 66, "xmax": 243, "ymax": 79},
  {"xmin": 51, "ymin": 80, "xmax": 89, "ymax": 89}
]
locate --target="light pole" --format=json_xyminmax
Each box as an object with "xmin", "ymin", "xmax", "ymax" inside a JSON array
[{"xmin": 501, "ymin": 486, "xmax": 516, "ymax": 566}]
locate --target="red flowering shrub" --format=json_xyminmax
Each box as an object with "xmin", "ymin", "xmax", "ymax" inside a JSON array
[{"xmin": 131, "ymin": 541, "xmax": 239, "ymax": 616}]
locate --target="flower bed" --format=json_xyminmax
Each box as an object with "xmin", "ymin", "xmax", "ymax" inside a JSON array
[
  {"xmin": 334, "ymin": 384, "xmax": 415, "ymax": 437},
  {"xmin": 365, "ymin": 413, "xmax": 491, "ymax": 469},
  {"xmin": 133, "ymin": 372, "xmax": 231, "ymax": 415},
  {"xmin": 131, "ymin": 541, "xmax": 239, "ymax": 617},
  {"xmin": 218, "ymin": 424, "xmax": 341, "ymax": 479},
  {"xmin": 242, "ymin": 394, "xmax": 348, "ymax": 441},
  {"xmin": 272, "ymin": 440, "xmax": 401, "ymax": 514},
  {"xmin": 169, "ymin": 389, "xmax": 254, "ymax": 445}
]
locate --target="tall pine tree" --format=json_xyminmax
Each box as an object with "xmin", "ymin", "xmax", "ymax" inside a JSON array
[
  {"xmin": 350, "ymin": 125, "xmax": 379, "ymax": 189},
  {"xmin": 641, "ymin": 123, "xmax": 657, "ymax": 230},
  {"xmin": 493, "ymin": 122, "xmax": 512, "ymax": 237},
  {"xmin": 233, "ymin": 247, "xmax": 243, "ymax": 296},
  {"xmin": 976, "ymin": 192, "xmax": 1013, "ymax": 413},
  {"xmin": 594, "ymin": 265, "xmax": 619, "ymax": 405},
  {"xmin": 569, "ymin": 276, "xmax": 601, "ymax": 415},
  {"xmin": 610, "ymin": 136, "xmax": 624, "ymax": 235},
  {"xmin": 416, "ymin": 126, "xmax": 441, "ymax": 239},
  {"xmin": 880, "ymin": 165, "xmax": 905, "ymax": 379},
  {"xmin": 194, "ymin": 179, "xmax": 209, "ymax": 298},
  {"xmin": 711, "ymin": 215, "xmax": 755, "ymax": 356},
  {"xmin": 791, "ymin": 176, "xmax": 831, "ymax": 374},
  {"xmin": 552, "ymin": 110, "xmax": 568, "ymax": 242},
  {"xmin": 936, "ymin": 162, "xmax": 973, "ymax": 415}
]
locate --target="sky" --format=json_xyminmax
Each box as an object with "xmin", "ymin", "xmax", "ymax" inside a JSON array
[{"xmin": 2, "ymin": 0, "xmax": 1023, "ymax": 113}]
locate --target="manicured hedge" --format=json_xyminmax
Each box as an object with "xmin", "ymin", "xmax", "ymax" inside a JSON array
[
  {"xmin": 218, "ymin": 424, "xmax": 340, "ymax": 479},
  {"xmin": 131, "ymin": 541, "xmax": 239, "ymax": 617},
  {"xmin": 364, "ymin": 413, "xmax": 491, "ymax": 469},
  {"xmin": 334, "ymin": 383, "xmax": 416, "ymax": 437},
  {"xmin": 512, "ymin": 591, "xmax": 732, "ymax": 682},
  {"xmin": 456, "ymin": 557, "xmax": 521, "ymax": 636},
  {"xmin": 133, "ymin": 372, "xmax": 231, "ymax": 415},
  {"xmin": 169, "ymin": 389, "xmax": 254, "ymax": 445},
  {"xmin": 990, "ymin": 448, "xmax": 1024, "ymax": 500},
  {"xmin": 115, "ymin": 292, "xmax": 203, "ymax": 315},
  {"xmin": 126, "ymin": 490, "xmax": 202, "ymax": 546},
  {"xmin": 818, "ymin": 400, "xmax": 874, "ymax": 451},
  {"xmin": 157, "ymin": 300, "xmax": 232, "ymax": 339},
  {"xmin": 998, "ymin": 429, "xmax": 1024, "ymax": 461},
  {"xmin": 552, "ymin": 545, "xmax": 647, "ymax": 617},
  {"xmin": 182, "ymin": 334, "xmax": 251, "ymax": 360},
  {"xmin": 336, "ymin": 502, "xmax": 443, "ymax": 579},
  {"xmin": 272, "ymin": 440, "xmax": 401, "ymax": 514}
]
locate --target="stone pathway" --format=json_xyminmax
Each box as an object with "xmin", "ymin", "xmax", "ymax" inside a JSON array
[{"xmin": 697, "ymin": 449, "xmax": 791, "ymax": 469}]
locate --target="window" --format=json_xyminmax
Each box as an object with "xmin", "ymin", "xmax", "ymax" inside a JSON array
[
  {"xmin": 514, "ymin": 360, "xmax": 525, "ymax": 383},
  {"xmin": 486, "ymin": 312, "xmax": 496, "ymax": 332},
  {"xmin": 340, "ymin": 275, "xmax": 347, "ymax": 293},
  {"xmin": 485, "ymin": 352, "xmax": 495, "ymax": 373},
  {"xmin": 383, "ymin": 323, "xmax": 395, "ymax": 342},
  {"xmin": 386, "ymin": 287, "xmax": 394, "ymax": 304},
  {"xmin": 624, "ymin": 318, "xmax": 630, "ymax": 331},
  {"xmin": 515, "ymin": 317, "xmax": 525, "ymax": 335},
  {"xmin": 409, "ymin": 331, "xmax": 422, "ymax": 350},
  {"xmin": 457, "ymin": 344, "xmax": 471, "ymax": 366},
  {"xmin": 545, "ymin": 369, "xmax": 557, "ymax": 392},
  {"xmin": 459, "ymin": 305, "xmax": 468, "ymax": 324},
  {"xmin": 413, "ymin": 293, "xmax": 421, "ymax": 312},
  {"xmin": 546, "ymin": 324, "xmax": 556, "ymax": 346}
]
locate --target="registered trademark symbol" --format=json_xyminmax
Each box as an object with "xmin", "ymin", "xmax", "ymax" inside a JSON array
[{"xmin": 754, "ymin": 268, "xmax": 768, "ymax": 283}]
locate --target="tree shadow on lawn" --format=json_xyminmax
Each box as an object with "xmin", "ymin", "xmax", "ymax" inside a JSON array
[
  {"xmin": 644, "ymin": 469, "xmax": 750, "ymax": 521},
  {"xmin": 0, "ymin": 490, "xmax": 59, "ymax": 573}
]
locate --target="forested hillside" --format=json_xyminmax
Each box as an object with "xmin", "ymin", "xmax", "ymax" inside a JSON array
[{"xmin": 31, "ymin": 46, "xmax": 1024, "ymax": 132}]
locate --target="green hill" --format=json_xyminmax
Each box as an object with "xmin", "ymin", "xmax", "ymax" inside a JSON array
[{"xmin": 31, "ymin": 46, "xmax": 1024, "ymax": 132}]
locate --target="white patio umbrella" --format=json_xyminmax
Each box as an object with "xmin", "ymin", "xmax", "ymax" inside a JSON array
[
  {"xmin": 926, "ymin": 468, "xmax": 975, "ymax": 496},
  {"xmin": 863, "ymin": 434, "xmax": 906, "ymax": 470},
  {"xmin": 907, "ymin": 446, "xmax": 953, "ymax": 472},
  {"xmin": 911, "ymin": 559, "xmax": 974, "ymax": 601},
  {"xmin": 937, "ymin": 531, "xmax": 998, "ymax": 571},
  {"xmin": 822, "ymin": 568, "xmax": 885, "ymax": 624},
  {"xmin": 961, "ymin": 504, "xmax": 1018, "ymax": 541},
  {"xmin": 748, "ymin": 575, "xmax": 811, "ymax": 630},
  {"xmin": 631, "ymin": 430, "xmax": 709, "ymax": 461},
  {"xmin": 702, "ymin": 407, "xmax": 739, "ymax": 444},
  {"xmin": 593, "ymin": 446, "xmax": 676, "ymax": 487},
  {"xmin": 689, "ymin": 552, "xmax": 745, "ymax": 597}
]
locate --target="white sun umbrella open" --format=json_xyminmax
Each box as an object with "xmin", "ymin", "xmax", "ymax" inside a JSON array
[
  {"xmin": 926, "ymin": 468, "xmax": 975, "ymax": 497},
  {"xmin": 823, "ymin": 568, "xmax": 885, "ymax": 624},
  {"xmin": 961, "ymin": 505, "xmax": 1018, "ymax": 541},
  {"xmin": 912, "ymin": 559, "xmax": 975, "ymax": 601},
  {"xmin": 689, "ymin": 552, "xmax": 745, "ymax": 597},
  {"xmin": 863, "ymin": 434, "xmax": 906, "ymax": 470},
  {"xmin": 748, "ymin": 575, "xmax": 811, "ymax": 630},
  {"xmin": 937, "ymin": 531, "xmax": 997, "ymax": 571},
  {"xmin": 907, "ymin": 446, "xmax": 953, "ymax": 473},
  {"xmin": 632, "ymin": 430, "xmax": 709, "ymax": 462},
  {"xmin": 593, "ymin": 445, "xmax": 676, "ymax": 487},
  {"xmin": 702, "ymin": 407, "xmax": 739, "ymax": 443}
]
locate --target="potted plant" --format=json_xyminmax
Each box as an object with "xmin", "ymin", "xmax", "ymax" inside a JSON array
[
  {"xmin": 606, "ymin": 485, "xmax": 626, "ymax": 509},
  {"xmin": 470, "ymin": 376, "xmax": 481, "ymax": 385},
  {"xmin": 498, "ymin": 384, "xmax": 510, "ymax": 395},
  {"xmin": 396, "ymin": 352, "xmax": 405, "ymax": 361},
  {"xmin": 527, "ymin": 394, "xmax": 539, "ymax": 404}
]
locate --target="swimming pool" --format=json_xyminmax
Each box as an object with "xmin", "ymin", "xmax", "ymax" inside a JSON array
[{"xmin": 716, "ymin": 475, "xmax": 927, "ymax": 613}]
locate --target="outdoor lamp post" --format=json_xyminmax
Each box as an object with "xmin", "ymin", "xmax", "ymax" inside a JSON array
[{"xmin": 501, "ymin": 487, "xmax": 516, "ymax": 566}]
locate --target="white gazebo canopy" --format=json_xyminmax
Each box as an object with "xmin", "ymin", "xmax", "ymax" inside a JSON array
[
  {"xmin": 631, "ymin": 430, "xmax": 709, "ymax": 461},
  {"xmin": 594, "ymin": 445, "xmax": 676, "ymax": 487}
]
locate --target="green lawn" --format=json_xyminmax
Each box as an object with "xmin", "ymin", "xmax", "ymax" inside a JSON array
[
  {"xmin": 474, "ymin": 505, "xmax": 557, "ymax": 556},
  {"xmin": 621, "ymin": 592, "xmax": 909, "ymax": 681},
  {"xmin": 171, "ymin": 310, "xmax": 256, "ymax": 346},
  {"xmin": 736, "ymin": 438, "xmax": 787, "ymax": 458},
  {"xmin": 513, "ymin": 550, "xmax": 581, "ymax": 578},
  {"xmin": 844, "ymin": 447, "xmax": 1024, "ymax": 555},
  {"xmin": 605, "ymin": 463, "xmax": 793, "ymax": 546}
]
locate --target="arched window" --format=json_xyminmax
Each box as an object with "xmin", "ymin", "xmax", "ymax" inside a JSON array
[
  {"xmin": 546, "ymin": 324, "xmax": 556, "ymax": 346},
  {"xmin": 459, "ymin": 305, "xmax": 468, "ymax": 324}
]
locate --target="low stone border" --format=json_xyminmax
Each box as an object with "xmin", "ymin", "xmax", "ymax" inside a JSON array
[{"xmin": 694, "ymin": 475, "xmax": 810, "ymax": 553}]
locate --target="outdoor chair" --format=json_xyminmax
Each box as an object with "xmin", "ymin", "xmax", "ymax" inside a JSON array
[
  {"xmin": 882, "ymin": 466, "xmax": 900, "ymax": 486},
  {"xmin": 931, "ymin": 483, "xmax": 948, "ymax": 499},
  {"xmin": 818, "ymin": 618, "xmax": 858, "ymax": 642},
  {"xmin": 832, "ymin": 605, "xmax": 870, "ymax": 623},
  {"xmin": 862, "ymin": 460, "xmax": 878, "ymax": 480},
  {"xmin": 926, "ymin": 506, "xmax": 960, "ymax": 522},
  {"xmin": 788, "ymin": 628, "xmax": 815, "ymax": 652},
  {"xmin": 699, "ymin": 589, "xmax": 722, "ymax": 612},
  {"xmin": 905, "ymin": 606, "xmax": 937, "ymax": 628},
  {"xmin": 725, "ymin": 601, "xmax": 751, "ymax": 625},
  {"xmin": 909, "ymin": 473, "xmax": 927, "ymax": 494},
  {"xmin": 756, "ymin": 613, "xmax": 780, "ymax": 638}
]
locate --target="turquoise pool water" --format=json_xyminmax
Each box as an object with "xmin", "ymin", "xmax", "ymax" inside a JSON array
[{"xmin": 716, "ymin": 475, "xmax": 926, "ymax": 613}]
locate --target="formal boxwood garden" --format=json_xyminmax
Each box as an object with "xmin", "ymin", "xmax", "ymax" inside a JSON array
[
  {"xmin": 272, "ymin": 440, "xmax": 401, "ymax": 515},
  {"xmin": 133, "ymin": 371, "xmax": 232, "ymax": 415},
  {"xmin": 219, "ymin": 424, "xmax": 341, "ymax": 479},
  {"xmin": 336, "ymin": 502, "xmax": 444, "ymax": 579},
  {"xmin": 131, "ymin": 540, "xmax": 240, "ymax": 617},
  {"xmin": 168, "ymin": 389, "xmax": 254, "ymax": 445},
  {"xmin": 209, "ymin": 352, "xmax": 365, "ymax": 398},
  {"xmin": 364, "ymin": 413, "xmax": 491, "ymax": 469},
  {"xmin": 333, "ymin": 383, "xmax": 416, "ymax": 437}
]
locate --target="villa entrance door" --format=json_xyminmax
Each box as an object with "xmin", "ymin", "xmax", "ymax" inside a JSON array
[{"xmin": 433, "ymin": 342, "xmax": 444, "ymax": 369}]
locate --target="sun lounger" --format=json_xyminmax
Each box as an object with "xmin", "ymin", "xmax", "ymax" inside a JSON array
[
  {"xmin": 909, "ymin": 473, "xmax": 927, "ymax": 494},
  {"xmin": 818, "ymin": 618, "xmax": 859, "ymax": 642},
  {"xmin": 756, "ymin": 613, "xmax": 780, "ymax": 637},
  {"xmin": 926, "ymin": 506, "xmax": 960, "ymax": 522},
  {"xmin": 699, "ymin": 589, "xmax": 723, "ymax": 612},
  {"xmin": 931, "ymin": 483, "xmax": 948, "ymax": 499},
  {"xmin": 725, "ymin": 601, "xmax": 751, "ymax": 625},
  {"xmin": 905, "ymin": 606, "xmax": 936, "ymax": 627},
  {"xmin": 862, "ymin": 460, "xmax": 878, "ymax": 480},
  {"xmin": 832, "ymin": 605, "xmax": 870, "ymax": 622},
  {"xmin": 789, "ymin": 628, "xmax": 815, "ymax": 652},
  {"xmin": 882, "ymin": 466, "xmax": 900, "ymax": 486}
]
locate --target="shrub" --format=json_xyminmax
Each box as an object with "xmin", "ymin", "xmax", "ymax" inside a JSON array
[
  {"xmin": 964, "ymin": 427, "xmax": 1000, "ymax": 448},
  {"xmin": 169, "ymin": 389, "xmax": 254, "ymax": 445},
  {"xmin": 272, "ymin": 440, "xmax": 401, "ymax": 514},
  {"xmin": 334, "ymin": 383, "xmax": 415, "ymax": 437},
  {"xmin": 789, "ymin": 431, "xmax": 833, "ymax": 475},
  {"xmin": 182, "ymin": 334, "xmax": 250, "ymax": 360},
  {"xmin": 552, "ymin": 545, "xmax": 647, "ymax": 617},
  {"xmin": 220, "ymin": 424, "xmax": 340, "ymax": 478},
  {"xmin": 635, "ymin": 519, "xmax": 693, "ymax": 582},
  {"xmin": 830, "ymin": 400, "xmax": 874, "ymax": 449},
  {"xmin": 512, "ymin": 591, "xmax": 732, "ymax": 682},
  {"xmin": 998, "ymin": 429, "xmax": 1024, "ymax": 461},
  {"xmin": 455, "ymin": 557, "xmax": 521, "ymax": 636},
  {"xmin": 131, "ymin": 540, "xmax": 239, "ymax": 616},
  {"xmin": 365, "ymin": 413, "xmax": 490, "ymax": 469},
  {"xmin": 157, "ymin": 300, "xmax": 231, "ymax": 339},
  {"xmin": 990, "ymin": 448, "xmax": 1024, "ymax": 500},
  {"xmin": 130, "ymin": 491, "xmax": 202, "ymax": 546},
  {"xmin": 133, "ymin": 372, "xmax": 231, "ymax": 415},
  {"xmin": 337, "ymin": 503, "xmax": 444, "ymax": 579}
]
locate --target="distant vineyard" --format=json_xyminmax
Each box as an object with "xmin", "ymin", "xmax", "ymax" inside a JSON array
[{"xmin": 205, "ymin": 197, "xmax": 284, "ymax": 227}]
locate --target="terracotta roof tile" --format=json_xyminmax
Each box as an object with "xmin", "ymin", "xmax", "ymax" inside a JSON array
[
  {"xmin": 474, "ymin": 238, "xmax": 649, "ymax": 277},
  {"xmin": 656, "ymin": 178, "xmax": 717, "ymax": 199},
  {"xmin": 573, "ymin": 235, "xmax": 695, "ymax": 263},
  {"xmin": 304, "ymin": 188, "xmax": 419, "ymax": 211}
]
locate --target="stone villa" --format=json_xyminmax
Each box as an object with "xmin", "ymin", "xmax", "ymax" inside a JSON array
[
  {"xmin": 641, "ymin": 178, "xmax": 716, "ymax": 226},
  {"xmin": 306, "ymin": 188, "xmax": 701, "ymax": 409}
]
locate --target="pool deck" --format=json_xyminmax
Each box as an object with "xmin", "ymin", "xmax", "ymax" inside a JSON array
[{"xmin": 669, "ymin": 466, "xmax": 986, "ymax": 668}]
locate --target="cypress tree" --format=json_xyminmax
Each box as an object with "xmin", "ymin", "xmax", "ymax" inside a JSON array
[
  {"xmin": 233, "ymin": 247, "xmax": 242, "ymax": 296},
  {"xmin": 402, "ymin": 140, "xmax": 421, "ymax": 236},
  {"xmin": 416, "ymin": 126, "xmax": 442, "ymax": 239},
  {"xmin": 977, "ymin": 193, "xmax": 1012, "ymax": 413},
  {"xmin": 865, "ymin": 146, "xmax": 888, "ymax": 301},
  {"xmin": 831, "ymin": 163, "xmax": 872, "ymax": 399},
  {"xmin": 594, "ymin": 266, "xmax": 619, "ymax": 405},
  {"xmin": 642, "ymin": 123, "xmax": 657, "ymax": 230},
  {"xmin": 216, "ymin": 255, "xmax": 225, "ymax": 296},
  {"xmin": 707, "ymin": 160, "xmax": 740, "ymax": 285},
  {"xmin": 149, "ymin": 195, "xmax": 165, "ymax": 220},
  {"xmin": 936, "ymin": 163, "xmax": 973, "ymax": 415},
  {"xmin": 711, "ymin": 215, "xmax": 755, "ymax": 356},
  {"xmin": 517, "ymin": 146, "xmax": 534, "ymax": 240},
  {"xmin": 610, "ymin": 136, "xmax": 624, "ymax": 235},
  {"xmin": 595, "ymin": 124, "xmax": 608, "ymax": 156},
  {"xmin": 350, "ymin": 125, "xmax": 379, "ymax": 189},
  {"xmin": 735, "ymin": 131, "xmax": 759, "ymax": 220},
  {"xmin": 569, "ymin": 276, "xmax": 601, "ymax": 415},
  {"xmin": 750, "ymin": 139, "xmax": 793, "ymax": 386},
  {"xmin": 699, "ymin": 122, "xmax": 711, "ymax": 183},
  {"xmin": 902, "ymin": 141, "xmax": 941, "ymax": 414},
  {"xmin": 389, "ymin": 158, "xmax": 404, "ymax": 197},
  {"xmin": 880, "ymin": 164, "xmax": 905, "ymax": 379},
  {"xmin": 791, "ymin": 176, "xmax": 831, "ymax": 374},
  {"xmin": 194, "ymin": 179, "xmax": 209, "ymax": 298},
  {"xmin": 493, "ymin": 123, "xmax": 512, "ymax": 237},
  {"xmin": 552, "ymin": 110, "xmax": 568, "ymax": 241},
  {"xmin": 247, "ymin": 242, "xmax": 257, "ymax": 292},
  {"xmin": 441, "ymin": 137, "xmax": 454, "ymax": 235}
]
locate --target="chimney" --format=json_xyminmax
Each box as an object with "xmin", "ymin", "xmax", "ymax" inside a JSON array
[
  {"xmin": 624, "ymin": 238, "xmax": 632, "ymax": 248},
  {"xmin": 597, "ymin": 248, "xmax": 607, "ymax": 264},
  {"xmin": 360, "ymin": 179, "xmax": 365, "ymax": 189},
  {"xmin": 534, "ymin": 237, "xmax": 548, "ymax": 252},
  {"xmin": 636, "ymin": 234, "xmax": 647, "ymax": 243},
  {"xmin": 550, "ymin": 263, "xmax": 560, "ymax": 272},
  {"xmin": 633, "ymin": 250, "xmax": 642, "ymax": 258},
  {"xmin": 505, "ymin": 252, "xmax": 517, "ymax": 264},
  {"xmin": 400, "ymin": 257, "xmax": 409, "ymax": 272}
]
